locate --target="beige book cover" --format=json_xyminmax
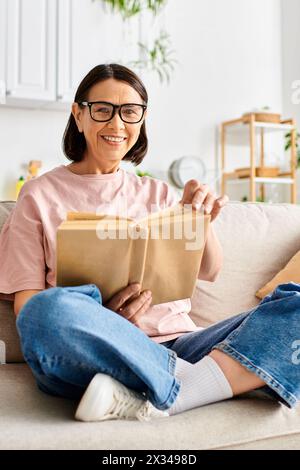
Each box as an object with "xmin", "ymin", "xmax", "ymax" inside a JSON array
[{"xmin": 56, "ymin": 203, "xmax": 211, "ymax": 305}]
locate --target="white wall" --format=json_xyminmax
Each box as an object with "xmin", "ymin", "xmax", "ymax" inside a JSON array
[
  {"xmin": 143, "ymin": 0, "xmax": 283, "ymax": 202},
  {"xmin": 0, "ymin": 107, "xmax": 68, "ymax": 200},
  {"xmin": 0, "ymin": 0, "xmax": 283, "ymax": 201},
  {"xmin": 281, "ymin": 0, "xmax": 300, "ymax": 203},
  {"xmin": 281, "ymin": 0, "xmax": 300, "ymax": 127}
]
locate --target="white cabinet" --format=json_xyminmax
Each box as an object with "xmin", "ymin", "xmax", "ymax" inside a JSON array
[
  {"xmin": 0, "ymin": 0, "xmax": 141, "ymax": 109},
  {"xmin": 6, "ymin": 0, "xmax": 57, "ymax": 106}
]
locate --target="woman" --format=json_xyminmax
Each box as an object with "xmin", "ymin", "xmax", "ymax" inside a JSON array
[{"xmin": 0, "ymin": 64, "xmax": 299, "ymax": 422}]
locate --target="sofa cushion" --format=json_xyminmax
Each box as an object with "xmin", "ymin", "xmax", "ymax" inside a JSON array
[
  {"xmin": 190, "ymin": 202, "xmax": 300, "ymax": 327},
  {"xmin": 1, "ymin": 364, "xmax": 300, "ymax": 450},
  {"xmin": 256, "ymin": 248, "xmax": 300, "ymax": 299},
  {"xmin": 0, "ymin": 201, "xmax": 15, "ymax": 224},
  {"xmin": 0, "ymin": 201, "xmax": 24, "ymax": 362},
  {"xmin": 2, "ymin": 200, "xmax": 300, "ymax": 362},
  {"xmin": 0, "ymin": 300, "xmax": 23, "ymax": 363}
]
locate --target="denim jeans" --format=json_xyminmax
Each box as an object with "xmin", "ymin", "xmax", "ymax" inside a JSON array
[{"xmin": 16, "ymin": 282, "xmax": 300, "ymax": 411}]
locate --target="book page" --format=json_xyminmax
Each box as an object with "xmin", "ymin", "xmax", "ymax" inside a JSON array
[
  {"xmin": 56, "ymin": 206, "xmax": 210, "ymax": 305},
  {"xmin": 56, "ymin": 220, "xmax": 133, "ymax": 303},
  {"xmin": 141, "ymin": 211, "xmax": 210, "ymax": 305},
  {"xmin": 128, "ymin": 226, "xmax": 149, "ymax": 287},
  {"xmin": 67, "ymin": 212, "xmax": 134, "ymax": 222}
]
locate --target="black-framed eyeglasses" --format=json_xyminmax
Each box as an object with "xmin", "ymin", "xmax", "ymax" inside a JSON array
[{"xmin": 79, "ymin": 101, "xmax": 147, "ymax": 124}]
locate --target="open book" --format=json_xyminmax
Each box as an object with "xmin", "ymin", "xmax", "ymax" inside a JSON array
[{"xmin": 56, "ymin": 203, "xmax": 211, "ymax": 305}]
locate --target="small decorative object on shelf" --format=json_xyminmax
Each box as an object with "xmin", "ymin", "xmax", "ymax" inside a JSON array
[
  {"xmin": 235, "ymin": 167, "xmax": 280, "ymax": 178},
  {"xmin": 220, "ymin": 113, "xmax": 297, "ymax": 203},
  {"xmin": 243, "ymin": 107, "xmax": 281, "ymax": 124},
  {"xmin": 15, "ymin": 160, "xmax": 42, "ymax": 200},
  {"xmin": 15, "ymin": 176, "xmax": 25, "ymax": 199},
  {"xmin": 136, "ymin": 169, "xmax": 153, "ymax": 177},
  {"xmin": 242, "ymin": 195, "xmax": 265, "ymax": 203},
  {"xmin": 26, "ymin": 160, "xmax": 42, "ymax": 181}
]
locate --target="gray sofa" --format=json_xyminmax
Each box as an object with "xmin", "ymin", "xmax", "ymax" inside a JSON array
[{"xmin": 1, "ymin": 200, "xmax": 300, "ymax": 450}]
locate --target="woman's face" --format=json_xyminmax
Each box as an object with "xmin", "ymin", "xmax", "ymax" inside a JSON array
[{"xmin": 72, "ymin": 78, "xmax": 147, "ymax": 169}]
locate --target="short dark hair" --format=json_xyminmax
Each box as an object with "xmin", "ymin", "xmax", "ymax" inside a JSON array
[{"xmin": 62, "ymin": 64, "xmax": 148, "ymax": 166}]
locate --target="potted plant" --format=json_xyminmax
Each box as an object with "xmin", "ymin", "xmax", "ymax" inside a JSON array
[
  {"xmin": 99, "ymin": 0, "xmax": 167, "ymax": 19},
  {"xmin": 284, "ymin": 131, "xmax": 300, "ymax": 168},
  {"xmin": 284, "ymin": 131, "xmax": 300, "ymax": 204},
  {"xmin": 93, "ymin": 0, "xmax": 177, "ymax": 83}
]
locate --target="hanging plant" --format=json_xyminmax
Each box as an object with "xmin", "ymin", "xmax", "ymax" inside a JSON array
[
  {"xmin": 98, "ymin": 0, "xmax": 167, "ymax": 19},
  {"xmin": 92, "ymin": 0, "xmax": 177, "ymax": 83},
  {"xmin": 129, "ymin": 30, "xmax": 177, "ymax": 84}
]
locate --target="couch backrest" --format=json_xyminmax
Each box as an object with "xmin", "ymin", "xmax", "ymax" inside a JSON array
[
  {"xmin": 190, "ymin": 201, "xmax": 300, "ymax": 327},
  {"xmin": 1, "ymin": 200, "xmax": 300, "ymax": 363}
]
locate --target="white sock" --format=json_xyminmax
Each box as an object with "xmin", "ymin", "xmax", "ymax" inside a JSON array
[{"xmin": 169, "ymin": 356, "xmax": 233, "ymax": 415}]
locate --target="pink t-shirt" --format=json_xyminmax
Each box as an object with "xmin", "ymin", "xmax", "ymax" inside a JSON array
[{"xmin": 0, "ymin": 165, "xmax": 203, "ymax": 343}]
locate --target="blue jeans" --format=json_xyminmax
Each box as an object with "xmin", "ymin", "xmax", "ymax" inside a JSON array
[{"xmin": 16, "ymin": 282, "xmax": 300, "ymax": 411}]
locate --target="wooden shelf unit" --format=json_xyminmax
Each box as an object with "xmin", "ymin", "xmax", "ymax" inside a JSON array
[{"xmin": 220, "ymin": 114, "xmax": 297, "ymax": 203}]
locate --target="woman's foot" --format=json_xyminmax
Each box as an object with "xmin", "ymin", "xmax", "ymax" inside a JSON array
[{"xmin": 75, "ymin": 373, "xmax": 169, "ymax": 422}]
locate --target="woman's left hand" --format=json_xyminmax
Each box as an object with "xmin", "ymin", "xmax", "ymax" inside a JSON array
[{"xmin": 180, "ymin": 179, "xmax": 229, "ymax": 222}]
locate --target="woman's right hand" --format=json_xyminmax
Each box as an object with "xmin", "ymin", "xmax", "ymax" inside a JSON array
[{"xmin": 104, "ymin": 283, "xmax": 152, "ymax": 325}]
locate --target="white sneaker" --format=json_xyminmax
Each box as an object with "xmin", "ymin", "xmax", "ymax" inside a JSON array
[{"xmin": 75, "ymin": 373, "xmax": 169, "ymax": 422}]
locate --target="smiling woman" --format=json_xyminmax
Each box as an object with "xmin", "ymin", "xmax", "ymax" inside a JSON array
[
  {"xmin": 63, "ymin": 64, "xmax": 148, "ymax": 173},
  {"xmin": 4, "ymin": 63, "xmax": 292, "ymax": 427}
]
